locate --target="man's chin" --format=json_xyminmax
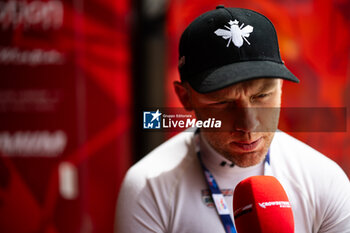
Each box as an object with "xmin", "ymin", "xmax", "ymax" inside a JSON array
[{"xmin": 225, "ymin": 150, "xmax": 267, "ymax": 168}]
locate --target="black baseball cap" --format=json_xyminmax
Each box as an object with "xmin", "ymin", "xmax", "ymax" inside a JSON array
[{"xmin": 178, "ymin": 6, "xmax": 299, "ymax": 93}]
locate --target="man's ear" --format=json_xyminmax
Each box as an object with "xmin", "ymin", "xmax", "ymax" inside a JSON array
[
  {"xmin": 279, "ymin": 79, "xmax": 283, "ymax": 95},
  {"xmin": 173, "ymin": 81, "xmax": 193, "ymax": 111}
]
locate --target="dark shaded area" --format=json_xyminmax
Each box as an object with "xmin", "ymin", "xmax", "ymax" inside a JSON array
[{"xmin": 131, "ymin": 0, "xmax": 167, "ymax": 163}]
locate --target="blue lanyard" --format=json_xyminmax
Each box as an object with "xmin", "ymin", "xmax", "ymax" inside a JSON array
[{"xmin": 195, "ymin": 132, "xmax": 271, "ymax": 233}]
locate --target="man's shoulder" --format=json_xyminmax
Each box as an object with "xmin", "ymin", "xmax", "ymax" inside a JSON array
[
  {"xmin": 122, "ymin": 130, "xmax": 196, "ymax": 188},
  {"xmin": 271, "ymin": 131, "xmax": 344, "ymax": 176},
  {"xmin": 273, "ymin": 131, "xmax": 332, "ymax": 162}
]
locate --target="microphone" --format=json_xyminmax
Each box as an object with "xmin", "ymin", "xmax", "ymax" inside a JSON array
[{"xmin": 233, "ymin": 176, "xmax": 294, "ymax": 233}]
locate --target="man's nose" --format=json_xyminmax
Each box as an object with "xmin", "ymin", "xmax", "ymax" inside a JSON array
[{"xmin": 233, "ymin": 107, "xmax": 259, "ymax": 133}]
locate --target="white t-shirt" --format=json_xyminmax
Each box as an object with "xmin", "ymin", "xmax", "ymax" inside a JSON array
[{"xmin": 116, "ymin": 131, "xmax": 350, "ymax": 233}]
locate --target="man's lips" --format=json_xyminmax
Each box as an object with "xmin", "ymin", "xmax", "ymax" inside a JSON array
[{"xmin": 231, "ymin": 138, "xmax": 262, "ymax": 151}]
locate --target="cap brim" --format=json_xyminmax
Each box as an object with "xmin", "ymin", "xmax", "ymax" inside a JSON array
[{"xmin": 188, "ymin": 60, "xmax": 299, "ymax": 93}]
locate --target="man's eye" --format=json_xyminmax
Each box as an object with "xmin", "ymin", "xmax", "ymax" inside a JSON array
[
  {"xmin": 217, "ymin": 101, "xmax": 231, "ymax": 105},
  {"xmin": 252, "ymin": 93, "xmax": 271, "ymax": 101},
  {"xmin": 257, "ymin": 93, "xmax": 269, "ymax": 98},
  {"xmin": 210, "ymin": 101, "xmax": 229, "ymax": 106}
]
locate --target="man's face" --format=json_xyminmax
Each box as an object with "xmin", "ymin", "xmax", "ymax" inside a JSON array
[{"xmin": 175, "ymin": 78, "xmax": 283, "ymax": 167}]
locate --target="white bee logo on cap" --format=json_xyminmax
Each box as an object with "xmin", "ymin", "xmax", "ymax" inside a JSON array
[{"xmin": 214, "ymin": 20, "xmax": 253, "ymax": 48}]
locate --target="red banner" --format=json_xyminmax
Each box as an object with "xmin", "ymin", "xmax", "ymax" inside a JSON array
[{"xmin": 0, "ymin": 0, "xmax": 131, "ymax": 232}]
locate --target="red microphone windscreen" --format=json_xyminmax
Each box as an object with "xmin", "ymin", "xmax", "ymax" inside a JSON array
[{"xmin": 233, "ymin": 176, "xmax": 294, "ymax": 233}]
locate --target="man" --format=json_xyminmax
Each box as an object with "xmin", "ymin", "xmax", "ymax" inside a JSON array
[{"xmin": 116, "ymin": 6, "xmax": 350, "ymax": 233}]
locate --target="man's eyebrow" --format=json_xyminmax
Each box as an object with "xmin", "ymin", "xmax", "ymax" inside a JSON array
[
  {"xmin": 256, "ymin": 80, "xmax": 278, "ymax": 93},
  {"xmin": 205, "ymin": 88, "xmax": 235, "ymax": 100},
  {"xmin": 201, "ymin": 79, "xmax": 279, "ymax": 101}
]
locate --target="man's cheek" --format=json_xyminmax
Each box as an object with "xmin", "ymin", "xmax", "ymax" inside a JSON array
[{"xmin": 256, "ymin": 108, "xmax": 280, "ymax": 132}]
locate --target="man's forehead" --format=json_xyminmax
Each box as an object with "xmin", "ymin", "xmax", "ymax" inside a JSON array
[
  {"xmin": 235, "ymin": 78, "xmax": 279, "ymax": 89},
  {"xmin": 194, "ymin": 78, "xmax": 281, "ymax": 98}
]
